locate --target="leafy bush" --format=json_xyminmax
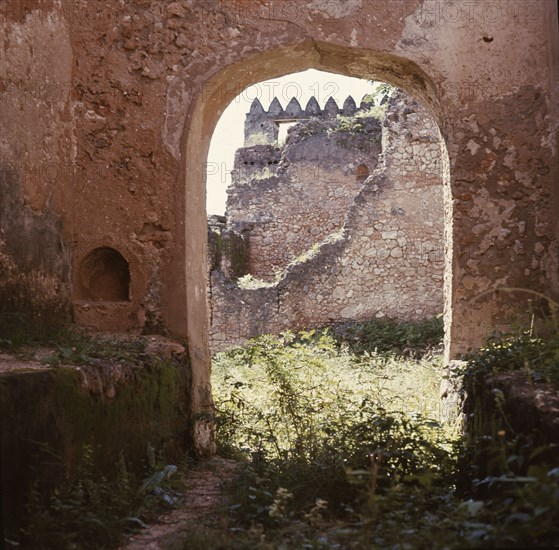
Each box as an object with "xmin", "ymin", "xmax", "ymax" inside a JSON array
[
  {"xmin": 462, "ymin": 330, "xmax": 559, "ymax": 386},
  {"xmin": 209, "ymin": 320, "xmax": 559, "ymax": 548},
  {"xmin": 212, "ymin": 327, "xmax": 450, "ymax": 527},
  {"xmin": 333, "ymin": 315, "xmax": 444, "ymax": 357},
  {"xmin": 22, "ymin": 446, "xmax": 180, "ymax": 549}
]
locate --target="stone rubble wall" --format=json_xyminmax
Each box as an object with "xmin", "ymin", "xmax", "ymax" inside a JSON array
[
  {"xmin": 226, "ymin": 97, "xmax": 382, "ymax": 280},
  {"xmin": 209, "ymin": 91, "xmax": 445, "ymax": 352}
]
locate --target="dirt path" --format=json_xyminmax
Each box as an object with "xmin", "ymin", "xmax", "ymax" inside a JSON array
[{"xmin": 122, "ymin": 457, "xmax": 240, "ymax": 550}]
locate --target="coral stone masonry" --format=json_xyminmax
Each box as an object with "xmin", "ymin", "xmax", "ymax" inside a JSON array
[
  {"xmin": 208, "ymin": 90, "xmax": 445, "ymax": 352},
  {"xmin": 227, "ymin": 93, "xmax": 383, "ymax": 280},
  {"xmin": 1, "ymin": 0, "xmax": 558, "ymax": 457}
]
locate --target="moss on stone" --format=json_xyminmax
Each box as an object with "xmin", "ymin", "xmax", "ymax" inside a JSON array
[{"xmin": 0, "ymin": 354, "xmax": 191, "ymax": 532}]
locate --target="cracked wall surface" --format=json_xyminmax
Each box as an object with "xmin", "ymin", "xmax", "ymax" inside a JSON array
[{"xmin": 1, "ymin": 0, "xmax": 558, "ymax": 453}]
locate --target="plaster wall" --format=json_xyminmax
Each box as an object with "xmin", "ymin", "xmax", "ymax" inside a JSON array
[{"xmin": 1, "ymin": 0, "xmax": 558, "ymax": 455}]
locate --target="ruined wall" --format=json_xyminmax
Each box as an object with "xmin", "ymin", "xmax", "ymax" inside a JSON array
[
  {"xmin": 226, "ymin": 96, "xmax": 382, "ymax": 280},
  {"xmin": 0, "ymin": 2, "xmax": 74, "ymax": 326},
  {"xmin": 210, "ymin": 91, "xmax": 445, "ymax": 351},
  {"xmin": 1, "ymin": 1, "xmax": 558, "ymax": 454},
  {"xmin": 0, "ymin": 338, "xmax": 191, "ymax": 532}
]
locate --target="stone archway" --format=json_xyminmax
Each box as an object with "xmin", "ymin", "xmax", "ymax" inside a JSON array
[{"xmin": 180, "ymin": 40, "xmax": 453, "ymax": 456}]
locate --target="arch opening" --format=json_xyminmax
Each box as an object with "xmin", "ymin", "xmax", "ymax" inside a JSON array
[
  {"xmin": 205, "ymin": 70, "xmax": 447, "ymax": 354},
  {"xmin": 76, "ymin": 247, "xmax": 131, "ymax": 302},
  {"xmin": 180, "ymin": 41, "xmax": 453, "ymax": 456}
]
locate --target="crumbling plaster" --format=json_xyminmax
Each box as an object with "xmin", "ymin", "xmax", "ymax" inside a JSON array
[{"xmin": 1, "ymin": 0, "xmax": 557, "ymax": 456}]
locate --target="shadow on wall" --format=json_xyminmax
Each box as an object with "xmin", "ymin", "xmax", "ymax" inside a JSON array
[{"xmin": 76, "ymin": 247, "xmax": 131, "ymax": 302}]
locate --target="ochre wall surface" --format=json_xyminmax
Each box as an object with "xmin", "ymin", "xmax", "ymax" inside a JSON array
[{"xmin": 1, "ymin": 1, "xmax": 558, "ymax": 454}]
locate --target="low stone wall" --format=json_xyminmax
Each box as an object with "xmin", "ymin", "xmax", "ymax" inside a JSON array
[
  {"xmin": 210, "ymin": 170, "xmax": 444, "ymax": 352},
  {"xmin": 0, "ymin": 338, "xmax": 191, "ymax": 532}
]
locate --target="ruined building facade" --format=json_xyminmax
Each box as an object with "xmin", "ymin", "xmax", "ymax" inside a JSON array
[
  {"xmin": 227, "ymin": 93, "xmax": 383, "ymax": 281},
  {"xmin": 1, "ymin": 1, "xmax": 558, "ymax": 456},
  {"xmin": 208, "ymin": 90, "xmax": 445, "ymax": 352}
]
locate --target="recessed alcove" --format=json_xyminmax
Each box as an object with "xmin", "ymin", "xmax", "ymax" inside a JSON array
[
  {"xmin": 76, "ymin": 247, "xmax": 131, "ymax": 302},
  {"xmin": 356, "ymin": 163, "xmax": 369, "ymax": 183}
]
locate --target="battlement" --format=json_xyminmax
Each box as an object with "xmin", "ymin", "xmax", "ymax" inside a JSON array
[{"xmin": 244, "ymin": 94, "xmax": 375, "ymax": 146}]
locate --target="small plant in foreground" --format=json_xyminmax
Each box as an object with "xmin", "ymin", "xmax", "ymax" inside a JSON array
[{"xmin": 22, "ymin": 445, "xmax": 180, "ymax": 549}]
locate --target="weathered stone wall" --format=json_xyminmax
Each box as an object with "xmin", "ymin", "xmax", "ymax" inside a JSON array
[
  {"xmin": 0, "ymin": 3, "xmax": 74, "ymax": 320},
  {"xmin": 226, "ymin": 96, "xmax": 382, "ymax": 280},
  {"xmin": 209, "ymin": 91, "xmax": 445, "ymax": 351},
  {"xmin": 2, "ymin": 0, "xmax": 558, "ymax": 454},
  {"xmin": 0, "ymin": 338, "xmax": 191, "ymax": 532}
]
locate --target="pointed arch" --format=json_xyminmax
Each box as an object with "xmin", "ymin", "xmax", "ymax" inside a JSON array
[{"xmin": 178, "ymin": 40, "xmax": 453, "ymax": 456}]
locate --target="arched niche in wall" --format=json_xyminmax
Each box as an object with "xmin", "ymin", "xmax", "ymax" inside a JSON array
[{"xmin": 76, "ymin": 247, "xmax": 131, "ymax": 302}]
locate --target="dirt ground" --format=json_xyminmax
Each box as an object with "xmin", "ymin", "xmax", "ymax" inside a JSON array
[{"xmin": 122, "ymin": 457, "xmax": 240, "ymax": 550}]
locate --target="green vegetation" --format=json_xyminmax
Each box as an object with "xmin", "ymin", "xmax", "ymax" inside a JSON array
[
  {"xmin": 202, "ymin": 318, "xmax": 559, "ymax": 548},
  {"xmin": 236, "ymin": 273, "xmax": 276, "ymax": 289},
  {"xmin": 333, "ymin": 315, "xmax": 444, "ymax": 357},
  {"xmin": 4, "ymin": 311, "xmax": 558, "ymax": 548},
  {"xmin": 41, "ymin": 332, "xmax": 147, "ymax": 366},
  {"xmin": 288, "ymin": 114, "xmax": 381, "ymax": 151},
  {"xmin": 22, "ymin": 445, "xmax": 182, "ymax": 550},
  {"xmin": 462, "ymin": 330, "xmax": 559, "ymax": 386}
]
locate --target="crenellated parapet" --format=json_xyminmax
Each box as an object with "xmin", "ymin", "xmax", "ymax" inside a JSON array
[{"xmin": 244, "ymin": 94, "xmax": 377, "ymax": 146}]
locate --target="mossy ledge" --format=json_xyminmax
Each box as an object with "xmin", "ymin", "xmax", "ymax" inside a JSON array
[{"xmin": 0, "ymin": 342, "xmax": 191, "ymax": 533}]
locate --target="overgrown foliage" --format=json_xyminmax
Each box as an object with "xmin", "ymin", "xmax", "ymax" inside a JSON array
[
  {"xmin": 333, "ymin": 315, "xmax": 444, "ymax": 357},
  {"xmin": 206, "ymin": 318, "xmax": 559, "ymax": 548},
  {"xmin": 287, "ymin": 115, "xmax": 381, "ymax": 151},
  {"xmin": 40, "ymin": 332, "xmax": 147, "ymax": 367},
  {"xmin": 22, "ymin": 445, "xmax": 181, "ymax": 549},
  {"xmin": 210, "ymin": 323, "xmax": 454, "ymax": 546},
  {"xmin": 5, "ymin": 315, "xmax": 558, "ymax": 548},
  {"xmin": 462, "ymin": 330, "xmax": 559, "ymax": 386}
]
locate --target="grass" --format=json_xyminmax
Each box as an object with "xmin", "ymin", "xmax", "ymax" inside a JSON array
[
  {"xmin": 4, "ymin": 311, "xmax": 558, "ymax": 548},
  {"xmin": 203, "ymin": 318, "xmax": 559, "ymax": 548},
  {"xmin": 210, "ymin": 321, "xmax": 453, "ymax": 545}
]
